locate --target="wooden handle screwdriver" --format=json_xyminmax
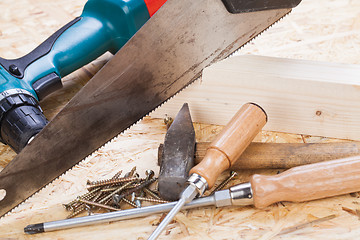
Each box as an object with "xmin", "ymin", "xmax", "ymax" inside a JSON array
[
  {"xmin": 148, "ymin": 103, "xmax": 267, "ymax": 239},
  {"xmin": 226, "ymin": 155, "xmax": 360, "ymax": 208}
]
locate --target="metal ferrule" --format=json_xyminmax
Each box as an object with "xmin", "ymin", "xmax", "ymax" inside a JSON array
[
  {"xmin": 187, "ymin": 173, "xmax": 208, "ymax": 196},
  {"xmin": 229, "ymin": 182, "xmax": 253, "ymax": 206},
  {"xmin": 213, "ymin": 189, "xmax": 232, "ymax": 207}
]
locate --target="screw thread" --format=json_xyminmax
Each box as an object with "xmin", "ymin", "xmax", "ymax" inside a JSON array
[
  {"xmin": 124, "ymin": 166, "xmax": 137, "ymax": 178},
  {"xmin": 113, "ymin": 178, "xmax": 157, "ymax": 204},
  {"xmin": 135, "ymin": 197, "xmax": 170, "ymax": 204},
  {"xmin": 210, "ymin": 171, "xmax": 238, "ymax": 195},
  {"xmin": 63, "ymin": 187, "xmax": 101, "ymax": 210},
  {"xmin": 111, "ymin": 170, "xmax": 123, "ymax": 179},
  {"xmin": 87, "ymin": 177, "xmax": 140, "ymax": 189},
  {"xmin": 98, "ymin": 181, "xmax": 134, "ymax": 204},
  {"xmin": 79, "ymin": 199, "xmax": 120, "ymax": 212},
  {"xmin": 121, "ymin": 197, "xmax": 138, "ymax": 208},
  {"xmin": 143, "ymin": 187, "xmax": 162, "ymax": 200},
  {"xmin": 66, "ymin": 205, "xmax": 86, "ymax": 219}
]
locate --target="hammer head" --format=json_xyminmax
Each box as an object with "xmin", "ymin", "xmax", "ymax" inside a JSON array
[{"xmin": 158, "ymin": 103, "xmax": 196, "ymax": 201}]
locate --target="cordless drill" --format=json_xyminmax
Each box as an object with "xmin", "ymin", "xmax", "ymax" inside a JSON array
[{"xmin": 0, "ymin": 0, "xmax": 167, "ymax": 153}]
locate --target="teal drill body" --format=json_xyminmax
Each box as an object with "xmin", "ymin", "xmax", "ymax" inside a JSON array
[
  {"xmin": 0, "ymin": 0, "xmax": 150, "ymax": 98},
  {"xmin": 0, "ymin": 0, "xmax": 163, "ymax": 152}
]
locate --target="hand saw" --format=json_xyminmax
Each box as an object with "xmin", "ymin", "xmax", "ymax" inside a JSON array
[{"xmin": 0, "ymin": 0, "xmax": 302, "ymax": 217}]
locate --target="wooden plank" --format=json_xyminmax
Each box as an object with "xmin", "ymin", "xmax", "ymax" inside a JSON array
[{"xmin": 152, "ymin": 55, "xmax": 360, "ymax": 140}]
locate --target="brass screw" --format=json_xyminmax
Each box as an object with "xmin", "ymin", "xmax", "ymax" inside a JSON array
[
  {"xmin": 210, "ymin": 171, "xmax": 238, "ymax": 195},
  {"xmin": 100, "ymin": 187, "xmax": 121, "ymax": 192},
  {"xmin": 134, "ymin": 170, "xmax": 155, "ymax": 207},
  {"xmin": 66, "ymin": 205, "xmax": 87, "ymax": 219},
  {"xmin": 63, "ymin": 203, "xmax": 75, "ymax": 211},
  {"xmin": 143, "ymin": 187, "xmax": 162, "ymax": 200},
  {"xmin": 135, "ymin": 197, "xmax": 170, "ymax": 204},
  {"xmin": 63, "ymin": 187, "xmax": 101, "ymax": 210},
  {"xmin": 121, "ymin": 197, "xmax": 138, "ymax": 208},
  {"xmin": 98, "ymin": 181, "xmax": 134, "ymax": 204},
  {"xmin": 103, "ymin": 197, "xmax": 113, "ymax": 206},
  {"xmin": 113, "ymin": 178, "xmax": 157, "ymax": 204},
  {"xmin": 111, "ymin": 170, "xmax": 123, "ymax": 179},
  {"xmin": 124, "ymin": 166, "xmax": 137, "ymax": 178},
  {"xmin": 67, "ymin": 202, "xmax": 84, "ymax": 212},
  {"xmin": 90, "ymin": 191, "xmax": 103, "ymax": 203},
  {"xmin": 79, "ymin": 199, "xmax": 120, "ymax": 212},
  {"xmin": 87, "ymin": 177, "xmax": 140, "ymax": 189},
  {"xmin": 127, "ymin": 181, "xmax": 143, "ymax": 189},
  {"xmin": 100, "ymin": 182, "xmax": 141, "ymax": 192}
]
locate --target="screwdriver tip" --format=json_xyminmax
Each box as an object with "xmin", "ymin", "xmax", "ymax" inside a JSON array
[
  {"xmin": 148, "ymin": 185, "xmax": 199, "ymax": 240},
  {"xmin": 148, "ymin": 197, "xmax": 186, "ymax": 240},
  {"xmin": 24, "ymin": 223, "xmax": 44, "ymax": 234}
]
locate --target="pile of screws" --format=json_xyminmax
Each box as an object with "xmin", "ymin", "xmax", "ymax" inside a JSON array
[{"xmin": 63, "ymin": 167, "xmax": 169, "ymax": 218}]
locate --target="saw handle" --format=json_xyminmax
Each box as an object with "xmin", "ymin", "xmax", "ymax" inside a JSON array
[
  {"xmin": 251, "ymin": 155, "xmax": 360, "ymax": 208},
  {"xmin": 189, "ymin": 103, "xmax": 267, "ymax": 188}
]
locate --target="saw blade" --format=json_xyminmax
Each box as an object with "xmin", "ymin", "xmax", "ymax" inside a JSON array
[{"xmin": 0, "ymin": 0, "xmax": 294, "ymax": 217}]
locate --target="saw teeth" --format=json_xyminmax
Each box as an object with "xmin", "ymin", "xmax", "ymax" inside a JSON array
[{"xmin": 0, "ymin": 11, "xmax": 291, "ymax": 219}]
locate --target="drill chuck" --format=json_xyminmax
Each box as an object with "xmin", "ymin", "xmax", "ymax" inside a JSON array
[{"xmin": 0, "ymin": 89, "xmax": 48, "ymax": 153}]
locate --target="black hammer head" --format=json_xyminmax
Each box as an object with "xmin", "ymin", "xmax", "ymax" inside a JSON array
[{"xmin": 158, "ymin": 103, "xmax": 196, "ymax": 201}]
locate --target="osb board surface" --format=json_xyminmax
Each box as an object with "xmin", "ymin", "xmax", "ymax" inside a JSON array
[{"xmin": 0, "ymin": 0, "xmax": 359, "ymax": 240}]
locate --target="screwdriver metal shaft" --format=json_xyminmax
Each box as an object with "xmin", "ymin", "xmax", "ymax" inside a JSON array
[
  {"xmin": 148, "ymin": 198, "xmax": 186, "ymax": 240},
  {"xmin": 25, "ymin": 183, "xmax": 253, "ymax": 234},
  {"xmin": 148, "ymin": 183, "xmax": 199, "ymax": 240}
]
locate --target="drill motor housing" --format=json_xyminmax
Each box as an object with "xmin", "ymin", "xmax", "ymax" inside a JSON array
[{"xmin": 0, "ymin": 0, "xmax": 166, "ymax": 152}]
